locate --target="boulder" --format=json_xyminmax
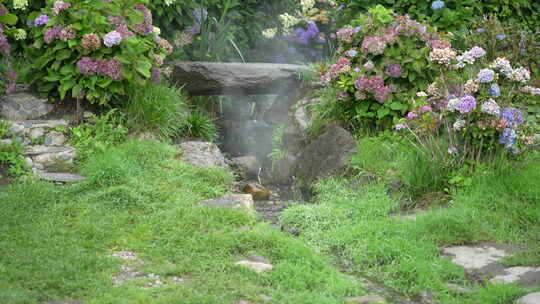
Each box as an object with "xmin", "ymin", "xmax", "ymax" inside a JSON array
[
  {"xmin": 230, "ymin": 156, "xmax": 260, "ymax": 180},
  {"xmin": 242, "ymin": 183, "xmax": 270, "ymax": 200},
  {"xmin": 170, "ymin": 61, "xmax": 308, "ymax": 95},
  {"xmin": 294, "ymin": 125, "xmax": 356, "ymax": 184},
  {"xmin": 490, "ymin": 266, "xmax": 540, "ymax": 287},
  {"xmin": 517, "ymin": 292, "xmax": 540, "ymax": 304},
  {"xmin": 0, "ymin": 92, "xmax": 53, "ymax": 120},
  {"xmin": 178, "ymin": 141, "xmax": 228, "ymax": 169}
]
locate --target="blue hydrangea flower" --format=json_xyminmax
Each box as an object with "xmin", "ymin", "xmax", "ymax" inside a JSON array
[
  {"xmin": 500, "ymin": 108, "xmax": 523, "ymax": 127},
  {"xmin": 499, "ymin": 128, "xmax": 517, "ymax": 148},
  {"xmin": 354, "ymin": 26, "xmax": 363, "ymax": 33},
  {"xmin": 431, "ymin": 0, "xmax": 445, "ymax": 10},
  {"xmin": 496, "ymin": 34, "xmax": 506, "ymax": 41},
  {"xmin": 476, "ymin": 28, "xmax": 486, "ymax": 33},
  {"xmin": 488, "ymin": 83, "xmax": 501, "ymax": 97}
]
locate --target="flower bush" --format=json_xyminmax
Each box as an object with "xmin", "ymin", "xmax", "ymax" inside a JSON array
[
  {"xmin": 333, "ymin": 0, "xmax": 539, "ymax": 33},
  {"xmin": 317, "ymin": 5, "xmax": 444, "ymax": 129},
  {"xmin": 0, "ymin": 0, "xmax": 20, "ymax": 94},
  {"xmin": 397, "ymin": 42, "xmax": 539, "ymax": 160},
  {"xmin": 25, "ymin": 0, "xmax": 172, "ymax": 104}
]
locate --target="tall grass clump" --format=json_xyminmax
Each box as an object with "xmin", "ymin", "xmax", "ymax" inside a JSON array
[{"xmin": 121, "ymin": 83, "xmax": 190, "ymax": 139}]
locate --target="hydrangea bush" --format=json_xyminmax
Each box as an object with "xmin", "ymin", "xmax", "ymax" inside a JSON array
[
  {"xmin": 397, "ymin": 42, "xmax": 539, "ymax": 160},
  {"xmin": 26, "ymin": 0, "xmax": 172, "ymax": 104},
  {"xmin": 317, "ymin": 5, "xmax": 445, "ymax": 129},
  {"xmin": 0, "ymin": 0, "xmax": 20, "ymax": 94}
]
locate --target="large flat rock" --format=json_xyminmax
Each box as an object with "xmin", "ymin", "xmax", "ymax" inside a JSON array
[{"xmin": 171, "ymin": 61, "xmax": 307, "ymax": 95}]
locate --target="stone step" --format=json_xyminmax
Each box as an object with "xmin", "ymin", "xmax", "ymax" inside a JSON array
[
  {"xmin": 23, "ymin": 145, "xmax": 75, "ymax": 156},
  {"xmin": 35, "ymin": 171, "xmax": 85, "ymax": 183}
]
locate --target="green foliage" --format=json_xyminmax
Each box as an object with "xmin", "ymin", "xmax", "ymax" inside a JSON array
[
  {"xmin": 282, "ymin": 151, "xmax": 540, "ymax": 302},
  {"xmin": 318, "ymin": 9, "xmax": 442, "ymax": 131},
  {"xmin": 335, "ymin": 0, "xmax": 539, "ymax": 32},
  {"xmin": 0, "ymin": 120, "xmax": 28, "ymax": 177},
  {"xmin": 69, "ymin": 110, "xmax": 128, "ymax": 161},
  {"xmin": 179, "ymin": 109, "xmax": 217, "ymax": 141},
  {"xmin": 0, "ymin": 140, "xmax": 364, "ymax": 303},
  {"xmin": 26, "ymin": 0, "xmax": 171, "ymax": 105},
  {"xmin": 121, "ymin": 82, "xmax": 189, "ymax": 138}
]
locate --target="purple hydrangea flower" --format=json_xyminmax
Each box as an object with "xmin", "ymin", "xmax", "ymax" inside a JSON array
[
  {"xmin": 385, "ymin": 63, "xmax": 402, "ymax": 78},
  {"xmin": 477, "ymin": 69, "xmax": 495, "ymax": 83},
  {"xmin": 34, "ymin": 15, "xmax": 50, "ymax": 26},
  {"xmin": 476, "ymin": 28, "xmax": 486, "ymax": 33},
  {"xmin": 395, "ymin": 124, "xmax": 407, "ymax": 130},
  {"xmin": 480, "ymin": 99, "xmax": 500, "ymax": 116},
  {"xmin": 77, "ymin": 57, "xmax": 98, "ymax": 75},
  {"xmin": 103, "ymin": 31, "xmax": 122, "ymax": 47},
  {"xmin": 353, "ymin": 67, "xmax": 361, "ymax": 73},
  {"xmin": 500, "ymin": 108, "xmax": 523, "ymax": 127},
  {"xmin": 407, "ymin": 112, "xmax": 418, "ymax": 119},
  {"xmin": 458, "ymin": 95, "xmax": 476, "ymax": 113}
]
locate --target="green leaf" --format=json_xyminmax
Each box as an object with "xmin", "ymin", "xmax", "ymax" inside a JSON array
[
  {"xmin": 126, "ymin": 8, "xmax": 145, "ymax": 24},
  {"xmin": 389, "ymin": 102, "xmax": 405, "ymax": 111},
  {"xmin": 134, "ymin": 59, "xmax": 152, "ymax": 78},
  {"xmin": 0, "ymin": 14, "xmax": 18, "ymax": 25},
  {"xmin": 55, "ymin": 49, "xmax": 72, "ymax": 61},
  {"xmin": 377, "ymin": 108, "xmax": 390, "ymax": 118}
]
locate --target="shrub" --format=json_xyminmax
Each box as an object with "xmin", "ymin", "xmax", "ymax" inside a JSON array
[
  {"xmin": 0, "ymin": 120, "xmax": 29, "ymax": 176},
  {"xmin": 334, "ymin": 0, "xmax": 539, "ymax": 33},
  {"xmin": 179, "ymin": 109, "xmax": 216, "ymax": 141},
  {"xmin": 26, "ymin": 0, "xmax": 172, "ymax": 104},
  {"xmin": 396, "ymin": 40, "xmax": 539, "ymax": 162},
  {"xmin": 0, "ymin": 1, "xmax": 19, "ymax": 94},
  {"xmin": 121, "ymin": 82, "xmax": 189, "ymax": 139},
  {"xmin": 317, "ymin": 5, "xmax": 443, "ymax": 130},
  {"xmin": 69, "ymin": 110, "xmax": 128, "ymax": 161}
]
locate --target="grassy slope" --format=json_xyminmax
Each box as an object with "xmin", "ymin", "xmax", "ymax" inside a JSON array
[
  {"xmin": 0, "ymin": 140, "xmax": 362, "ymax": 304},
  {"xmin": 281, "ymin": 138, "xmax": 540, "ymax": 304}
]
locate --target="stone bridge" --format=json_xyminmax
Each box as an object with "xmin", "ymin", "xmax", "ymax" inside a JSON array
[{"xmin": 170, "ymin": 61, "xmax": 314, "ymax": 96}]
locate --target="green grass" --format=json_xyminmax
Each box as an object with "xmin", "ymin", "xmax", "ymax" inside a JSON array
[
  {"xmin": 0, "ymin": 140, "xmax": 363, "ymax": 304},
  {"xmin": 281, "ymin": 140, "xmax": 540, "ymax": 304}
]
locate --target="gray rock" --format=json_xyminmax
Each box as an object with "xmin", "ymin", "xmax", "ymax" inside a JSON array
[
  {"xmin": 442, "ymin": 245, "xmax": 510, "ymax": 272},
  {"xmin": 23, "ymin": 120, "xmax": 68, "ymax": 129},
  {"xmin": 230, "ymin": 156, "xmax": 260, "ymax": 179},
  {"xmin": 44, "ymin": 131, "xmax": 66, "ymax": 146},
  {"xmin": 344, "ymin": 295, "xmax": 387, "ymax": 304},
  {"xmin": 1, "ymin": 92, "xmax": 53, "ymax": 120},
  {"xmin": 35, "ymin": 172, "xmax": 85, "ymax": 183},
  {"xmin": 29, "ymin": 128, "xmax": 45, "ymax": 139},
  {"xmin": 235, "ymin": 257, "xmax": 273, "ymax": 274},
  {"xmin": 178, "ymin": 141, "xmax": 228, "ymax": 169},
  {"xmin": 23, "ymin": 145, "xmax": 75, "ymax": 156},
  {"xmin": 294, "ymin": 105, "xmax": 310, "ymax": 131},
  {"xmin": 294, "ymin": 125, "xmax": 356, "ymax": 184},
  {"xmin": 490, "ymin": 266, "xmax": 540, "ymax": 287},
  {"xmin": 171, "ymin": 61, "xmax": 308, "ymax": 95},
  {"xmin": 24, "ymin": 157, "xmax": 33, "ymax": 167},
  {"xmin": 199, "ymin": 194, "xmax": 254, "ymax": 213},
  {"xmin": 263, "ymin": 90, "xmax": 302, "ymax": 126},
  {"xmin": 33, "ymin": 150, "xmax": 76, "ymax": 166},
  {"xmin": 517, "ymin": 292, "xmax": 540, "ymax": 304},
  {"xmin": 8, "ymin": 124, "xmax": 25, "ymax": 136}
]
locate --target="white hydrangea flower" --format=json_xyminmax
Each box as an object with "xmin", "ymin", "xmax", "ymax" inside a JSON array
[
  {"xmin": 279, "ymin": 13, "xmax": 301, "ymax": 30},
  {"xmin": 262, "ymin": 28, "xmax": 277, "ymax": 39},
  {"xmin": 13, "ymin": 0, "xmax": 29, "ymax": 9}
]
